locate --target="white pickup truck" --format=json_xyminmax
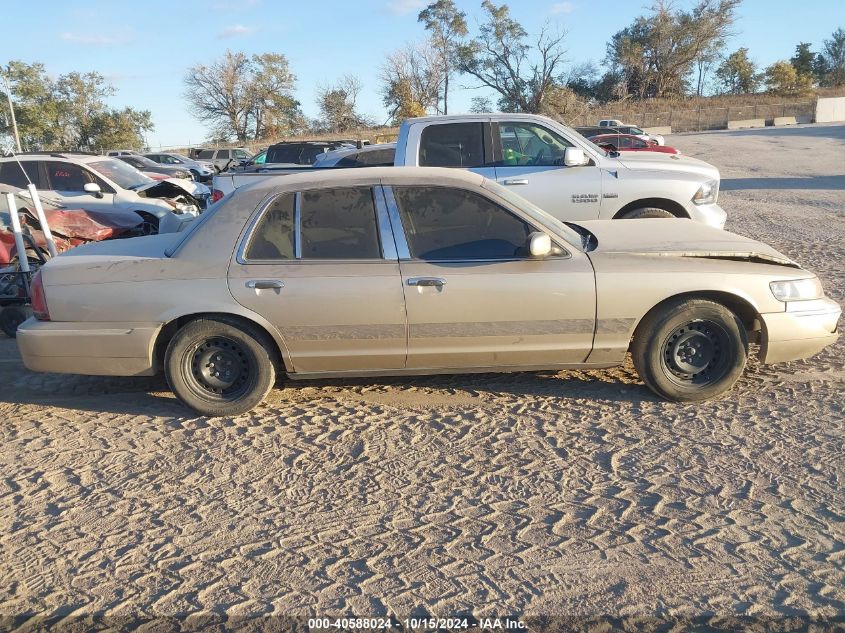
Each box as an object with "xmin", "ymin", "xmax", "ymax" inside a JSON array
[{"xmin": 213, "ymin": 113, "xmax": 726, "ymax": 228}]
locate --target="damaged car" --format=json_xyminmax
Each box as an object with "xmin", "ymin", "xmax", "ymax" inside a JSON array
[
  {"xmin": 15, "ymin": 168, "xmax": 840, "ymax": 416},
  {"xmin": 0, "ymin": 153, "xmax": 204, "ymax": 233}
]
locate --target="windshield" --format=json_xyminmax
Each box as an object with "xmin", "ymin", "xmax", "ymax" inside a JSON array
[
  {"xmin": 482, "ymin": 180, "xmax": 585, "ymax": 250},
  {"xmin": 89, "ymin": 159, "xmax": 154, "ymax": 190},
  {"xmin": 566, "ymin": 127, "xmax": 610, "ymax": 156}
]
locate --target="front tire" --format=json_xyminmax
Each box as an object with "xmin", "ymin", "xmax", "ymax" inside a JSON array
[
  {"xmin": 620, "ymin": 207, "xmax": 676, "ymax": 219},
  {"xmin": 631, "ymin": 298, "xmax": 747, "ymax": 401},
  {"xmin": 164, "ymin": 317, "xmax": 276, "ymax": 416}
]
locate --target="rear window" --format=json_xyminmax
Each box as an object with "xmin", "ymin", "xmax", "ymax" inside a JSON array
[
  {"xmin": 336, "ymin": 148, "xmax": 395, "ymax": 167},
  {"xmin": 419, "ymin": 123, "xmax": 486, "ymax": 168}
]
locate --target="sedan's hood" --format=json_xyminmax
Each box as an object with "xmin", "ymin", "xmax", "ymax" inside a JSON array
[
  {"xmin": 576, "ymin": 219, "xmax": 798, "ymax": 267},
  {"xmin": 613, "ymin": 152, "xmax": 719, "ymax": 180}
]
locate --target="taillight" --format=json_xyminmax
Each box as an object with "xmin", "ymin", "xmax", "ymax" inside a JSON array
[
  {"xmin": 30, "ymin": 269, "xmax": 50, "ymax": 321},
  {"xmin": 212, "ymin": 189, "xmax": 224, "ymax": 203}
]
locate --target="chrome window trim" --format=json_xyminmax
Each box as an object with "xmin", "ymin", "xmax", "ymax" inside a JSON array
[
  {"xmin": 373, "ymin": 186, "xmax": 398, "ymax": 260},
  {"xmin": 293, "ymin": 191, "xmax": 302, "ymax": 259},
  {"xmin": 381, "ymin": 185, "xmax": 411, "ymax": 260},
  {"xmin": 236, "ymin": 192, "xmax": 290, "ymax": 265}
]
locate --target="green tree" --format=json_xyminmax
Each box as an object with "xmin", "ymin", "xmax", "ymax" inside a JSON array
[
  {"xmin": 817, "ymin": 27, "xmax": 845, "ymax": 86},
  {"xmin": 606, "ymin": 0, "xmax": 741, "ymax": 99},
  {"xmin": 715, "ymin": 48, "xmax": 760, "ymax": 94},
  {"xmin": 184, "ymin": 51, "xmax": 301, "ymax": 142},
  {"xmin": 790, "ymin": 42, "xmax": 817, "ymax": 82},
  {"xmin": 764, "ymin": 60, "xmax": 814, "ymax": 96},
  {"xmin": 457, "ymin": 1, "xmax": 567, "ymax": 113},
  {"xmin": 1, "ymin": 61, "xmax": 152, "ymax": 152},
  {"xmin": 418, "ymin": 0, "xmax": 468, "ymax": 115}
]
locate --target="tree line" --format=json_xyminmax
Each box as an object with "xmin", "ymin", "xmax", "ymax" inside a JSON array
[{"xmin": 3, "ymin": 1, "xmax": 845, "ymax": 149}]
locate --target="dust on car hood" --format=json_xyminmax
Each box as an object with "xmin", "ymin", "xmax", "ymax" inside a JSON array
[
  {"xmin": 613, "ymin": 152, "xmax": 720, "ymax": 180},
  {"xmin": 576, "ymin": 218, "xmax": 799, "ymax": 267}
]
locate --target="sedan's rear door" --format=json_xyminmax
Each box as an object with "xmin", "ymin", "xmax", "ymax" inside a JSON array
[{"xmin": 228, "ymin": 186, "xmax": 407, "ymax": 373}]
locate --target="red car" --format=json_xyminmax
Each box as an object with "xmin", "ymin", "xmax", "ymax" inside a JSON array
[{"xmin": 589, "ymin": 133, "xmax": 680, "ymax": 154}]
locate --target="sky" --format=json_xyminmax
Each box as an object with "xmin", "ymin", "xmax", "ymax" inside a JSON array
[{"xmin": 3, "ymin": 0, "xmax": 844, "ymax": 148}]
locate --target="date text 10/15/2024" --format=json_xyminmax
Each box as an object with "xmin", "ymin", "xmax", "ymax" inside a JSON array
[{"xmin": 307, "ymin": 617, "xmax": 527, "ymax": 630}]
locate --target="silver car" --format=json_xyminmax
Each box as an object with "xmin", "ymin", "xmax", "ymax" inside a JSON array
[{"xmin": 17, "ymin": 168, "xmax": 840, "ymax": 416}]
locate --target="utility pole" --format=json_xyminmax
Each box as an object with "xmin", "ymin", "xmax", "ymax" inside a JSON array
[{"xmin": 2, "ymin": 69, "xmax": 22, "ymax": 153}]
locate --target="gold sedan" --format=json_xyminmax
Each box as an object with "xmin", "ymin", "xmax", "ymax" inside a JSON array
[{"xmin": 17, "ymin": 168, "xmax": 840, "ymax": 416}]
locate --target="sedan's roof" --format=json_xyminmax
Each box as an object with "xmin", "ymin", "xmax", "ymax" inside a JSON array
[{"xmin": 241, "ymin": 166, "xmax": 486, "ymax": 196}]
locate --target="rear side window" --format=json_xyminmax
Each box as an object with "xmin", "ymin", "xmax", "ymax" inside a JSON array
[
  {"xmin": 419, "ymin": 123, "xmax": 486, "ymax": 168},
  {"xmin": 197, "ymin": 150, "xmax": 214, "ymax": 159},
  {"xmin": 300, "ymin": 187, "xmax": 380, "ymax": 259},
  {"xmin": 393, "ymin": 186, "xmax": 532, "ymax": 261},
  {"xmin": 0, "ymin": 160, "xmax": 43, "ymax": 189},
  {"xmin": 336, "ymin": 148, "xmax": 395, "ymax": 167},
  {"xmin": 245, "ymin": 194, "xmax": 295, "ymax": 260}
]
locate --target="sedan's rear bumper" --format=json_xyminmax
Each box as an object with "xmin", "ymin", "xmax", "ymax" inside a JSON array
[
  {"xmin": 16, "ymin": 318, "xmax": 159, "ymax": 376},
  {"xmin": 759, "ymin": 298, "xmax": 841, "ymax": 364}
]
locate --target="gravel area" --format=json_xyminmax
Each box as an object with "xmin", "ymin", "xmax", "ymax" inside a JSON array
[{"xmin": 0, "ymin": 124, "xmax": 843, "ymax": 626}]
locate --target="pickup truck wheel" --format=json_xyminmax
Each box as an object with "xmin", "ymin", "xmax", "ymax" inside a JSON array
[
  {"xmin": 165, "ymin": 317, "xmax": 276, "ymax": 416},
  {"xmin": 631, "ymin": 298, "xmax": 747, "ymax": 401},
  {"xmin": 0, "ymin": 305, "xmax": 33, "ymax": 338},
  {"xmin": 620, "ymin": 207, "xmax": 676, "ymax": 219}
]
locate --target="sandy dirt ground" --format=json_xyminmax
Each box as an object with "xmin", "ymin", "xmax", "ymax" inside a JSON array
[{"xmin": 0, "ymin": 124, "xmax": 843, "ymax": 625}]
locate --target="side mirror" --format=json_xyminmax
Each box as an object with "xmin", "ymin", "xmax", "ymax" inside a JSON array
[
  {"xmin": 83, "ymin": 183, "xmax": 103, "ymax": 198},
  {"xmin": 564, "ymin": 147, "xmax": 587, "ymax": 167},
  {"xmin": 528, "ymin": 232, "xmax": 552, "ymax": 258}
]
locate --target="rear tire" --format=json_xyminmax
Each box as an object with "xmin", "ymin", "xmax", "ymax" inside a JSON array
[
  {"xmin": 164, "ymin": 317, "xmax": 276, "ymax": 416},
  {"xmin": 620, "ymin": 207, "xmax": 676, "ymax": 219},
  {"xmin": 631, "ymin": 298, "xmax": 747, "ymax": 401},
  {"xmin": 0, "ymin": 305, "xmax": 34, "ymax": 338}
]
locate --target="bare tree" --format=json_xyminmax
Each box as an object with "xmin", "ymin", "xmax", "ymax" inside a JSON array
[
  {"xmin": 457, "ymin": 1, "xmax": 567, "ymax": 113},
  {"xmin": 380, "ymin": 42, "xmax": 443, "ymax": 123},
  {"xmin": 184, "ymin": 51, "xmax": 299, "ymax": 142},
  {"xmin": 418, "ymin": 0, "xmax": 468, "ymax": 114},
  {"xmin": 315, "ymin": 75, "xmax": 372, "ymax": 133}
]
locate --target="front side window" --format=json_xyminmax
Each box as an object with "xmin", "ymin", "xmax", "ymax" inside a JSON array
[
  {"xmin": 300, "ymin": 187, "xmax": 381, "ymax": 259},
  {"xmin": 45, "ymin": 161, "xmax": 98, "ymax": 191},
  {"xmin": 498, "ymin": 122, "xmax": 573, "ymax": 167},
  {"xmin": 393, "ymin": 186, "xmax": 533, "ymax": 261},
  {"xmin": 234, "ymin": 150, "xmax": 251, "ymax": 160},
  {"xmin": 419, "ymin": 122, "xmax": 486, "ymax": 168},
  {"xmin": 245, "ymin": 194, "xmax": 295, "ymax": 260}
]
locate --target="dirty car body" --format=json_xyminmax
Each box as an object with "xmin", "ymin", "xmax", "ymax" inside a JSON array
[{"xmin": 16, "ymin": 167, "xmax": 840, "ymax": 416}]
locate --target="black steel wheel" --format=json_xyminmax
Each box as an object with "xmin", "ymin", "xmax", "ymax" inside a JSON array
[
  {"xmin": 165, "ymin": 317, "xmax": 277, "ymax": 416},
  {"xmin": 632, "ymin": 298, "xmax": 747, "ymax": 401}
]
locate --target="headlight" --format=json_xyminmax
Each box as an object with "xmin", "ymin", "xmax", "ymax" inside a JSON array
[
  {"xmin": 693, "ymin": 179, "xmax": 719, "ymax": 205},
  {"xmin": 770, "ymin": 277, "xmax": 824, "ymax": 302}
]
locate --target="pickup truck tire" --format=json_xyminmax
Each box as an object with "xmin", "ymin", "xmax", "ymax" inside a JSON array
[
  {"xmin": 165, "ymin": 316, "xmax": 277, "ymax": 417},
  {"xmin": 631, "ymin": 298, "xmax": 747, "ymax": 402},
  {"xmin": 620, "ymin": 207, "xmax": 676, "ymax": 219}
]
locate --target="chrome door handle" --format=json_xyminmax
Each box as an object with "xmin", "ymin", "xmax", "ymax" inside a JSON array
[
  {"xmin": 407, "ymin": 277, "xmax": 446, "ymax": 287},
  {"xmin": 246, "ymin": 279, "xmax": 284, "ymax": 290},
  {"xmin": 502, "ymin": 178, "xmax": 529, "ymax": 185}
]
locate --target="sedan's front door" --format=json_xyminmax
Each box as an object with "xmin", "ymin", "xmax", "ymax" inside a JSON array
[
  {"xmin": 385, "ymin": 185, "xmax": 596, "ymax": 369},
  {"xmin": 43, "ymin": 161, "xmax": 117, "ymax": 212},
  {"xmin": 228, "ymin": 187, "xmax": 407, "ymax": 373},
  {"xmin": 493, "ymin": 121, "xmax": 604, "ymax": 221}
]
